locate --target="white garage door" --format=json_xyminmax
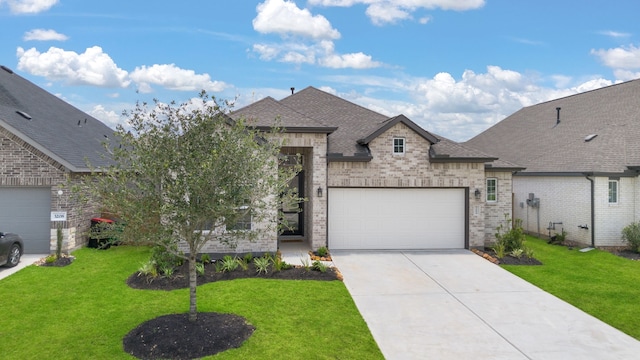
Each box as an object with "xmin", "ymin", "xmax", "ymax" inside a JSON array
[
  {"xmin": 0, "ymin": 187, "xmax": 51, "ymax": 253},
  {"xmin": 328, "ymin": 188, "xmax": 466, "ymax": 250}
]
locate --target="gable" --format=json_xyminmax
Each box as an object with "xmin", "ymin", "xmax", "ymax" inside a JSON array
[
  {"xmin": 0, "ymin": 130, "xmax": 66, "ymax": 185},
  {"xmin": 367, "ymin": 122, "xmax": 431, "ymax": 166}
]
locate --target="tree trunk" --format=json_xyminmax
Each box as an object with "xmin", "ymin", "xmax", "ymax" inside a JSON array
[{"xmin": 188, "ymin": 253, "xmax": 198, "ymax": 322}]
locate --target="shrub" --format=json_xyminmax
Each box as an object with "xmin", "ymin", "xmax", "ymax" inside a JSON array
[
  {"xmin": 243, "ymin": 253, "xmax": 253, "ymax": 264},
  {"xmin": 254, "ymin": 256, "xmax": 270, "ymax": 274},
  {"xmin": 160, "ymin": 265, "xmax": 175, "ymax": 277},
  {"xmin": 200, "ymin": 253, "xmax": 211, "ymax": 264},
  {"xmin": 150, "ymin": 242, "xmax": 183, "ymax": 272},
  {"xmin": 495, "ymin": 215, "xmax": 525, "ymax": 253},
  {"xmin": 195, "ymin": 262, "xmax": 205, "ymax": 276},
  {"xmin": 312, "ymin": 260, "xmax": 328, "ymax": 273},
  {"xmin": 492, "ymin": 242, "xmax": 506, "ymax": 258},
  {"xmin": 548, "ymin": 229, "xmax": 567, "ymax": 245},
  {"xmin": 236, "ymin": 257, "xmax": 249, "ymax": 271},
  {"xmin": 510, "ymin": 248, "xmax": 524, "ymax": 259},
  {"xmin": 220, "ymin": 255, "xmax": 239, "ymax": 272},
  {"xmin": 622, "ymin": 222, "xmax": 640, "ymax": 253},
  {"xmin": 316, "ymin": 246, "xmax": 328, "ymax": 257},
  {"xmin": 45, "ymin": 255, "xmax": 57, "ymax": 264},
  {"xmin": 138, "ymin": 261, "xmax": 158, "ymax": 277},
  {"xmin": 273, "ymin": 255, "xmax": 292, "ymax": 271}
]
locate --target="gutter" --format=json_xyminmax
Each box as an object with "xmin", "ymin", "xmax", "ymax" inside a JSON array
[{"xmin": 585, "ymin": 174, "xmax": 595, "ymax": 247}]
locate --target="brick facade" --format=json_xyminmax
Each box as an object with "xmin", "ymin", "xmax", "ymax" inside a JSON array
[
  {"xmin": 327, "ymin": 123, "xmax": 492, "ymax": 248},
  {"xmin": 0, "ymin": 129, "xmax": 99, "ymax": 254}
]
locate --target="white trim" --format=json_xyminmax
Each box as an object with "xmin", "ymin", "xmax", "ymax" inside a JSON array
[
  {"xmin": 393, "ymin": 137, "xmax": 405, "ymax": 155},
  {"xmin": 608, "ymin": 179, "xmax": 619, "ymax": 204},
  {"xmin": 486, "ymin": 178, "xmax": 498, "ymax": 203}
]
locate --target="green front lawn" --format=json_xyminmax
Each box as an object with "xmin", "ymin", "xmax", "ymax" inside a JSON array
[
  {"xmin": 503, "ymin": 236, "xmax": 640, "ymax": 340},
  {"xmin": 0, "ymin": 246, "xmax": 383, "ymax": 359}
]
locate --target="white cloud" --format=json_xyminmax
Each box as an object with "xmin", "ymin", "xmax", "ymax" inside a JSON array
[
  {"xmin": 251, "ymin": 0, "xmax": 380, "ymax": 70},
  {"xmin": 23, "ymin": 29, "xmax": 68, "ymax": 41},
  {"xmin": 366, "ymin": 3, "xmax": 410, "ymax": 25},
  {"xmin": 88, "ymin": 105, "xmax": 122, "ymax": 130},
  {"xmin": 324, "ymin": 66, "xmax": 612, "ymax": 141},
  {"xmin": 591, "ymin": 45, "xmax": 640, "ymax": 69},
  {"xmin": 309, "ymin": 0, "xmax": 485, "ymax": 25},
  {"xmin": 253, "ymin": 40, "xmax": 381, "ymax": 69},
  {"xmin": 320, "ymin": 52, "xmax": 380, "ymax": 69},
  {"xmin": 613, "ymin": 69, "xmax": 640, "ymax": 81},
  {"xmin": 16, "ymin": 46, "xmax": 130, "ymax": 88},
  {"xmin": 253, "ymin": 0, "xmax": 340, "ymax": 40},
  {"xmin": 0, "ymin": 0, "xmax": 58, "ymax": 13},
  {"xmin": 129, "ymin": 64, "xmax": 227, "ymax": 93},
  {"xmin": 598, "ymin": 30, "xmax": 631, "ymax": 39}
]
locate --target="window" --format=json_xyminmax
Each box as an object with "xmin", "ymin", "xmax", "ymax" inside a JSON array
[
  {"xmin": 393, "ymin": 137, "xmax": 405, "ymax": 155},
  {"xmin": 609, "ymin": 180, "xmax": 618, "ymax": 204},
  {"xmin": 226, "ymin": 205, "xmax": 252, "ymax": 231},
  {"xmin": 486, "ymin": 178, "xmax": 497, "ymax": 202}
]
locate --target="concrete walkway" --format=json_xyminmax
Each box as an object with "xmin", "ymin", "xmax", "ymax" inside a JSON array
[
  {"xmin": 331, "ymin": 250, "xmax": 640, "ymax": 360},
  {"xmin": 0, "ymin": 254, "xmax": 46, "ymax": 281}
]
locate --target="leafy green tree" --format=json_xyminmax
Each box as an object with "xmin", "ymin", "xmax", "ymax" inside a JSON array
[{"xmin": 78, "ymin": 92, "xmax": 299, "ymax": 321}]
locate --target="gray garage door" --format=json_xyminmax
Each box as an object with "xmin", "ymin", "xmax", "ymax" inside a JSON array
[{"xmin": 0, "ymin": 187, "xmax": 51, "ymax": 253}]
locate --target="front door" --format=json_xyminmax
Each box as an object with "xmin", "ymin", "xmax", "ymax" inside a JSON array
[{"xmin": 281, "ymin": 171, "xmax": 304, "ymax": 236}]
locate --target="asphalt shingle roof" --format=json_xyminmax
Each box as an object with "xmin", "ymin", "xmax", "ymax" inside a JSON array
[
  {"xmin": 0, "ymin": 65, "xmax": 115, "ymax": 171},
  {"xmin": 465, "ymin": 78, "xmax": 640, "ymax": 174},
  {"xmin": 232, "ymin": 86, "xmax": 501, "ymax": 163}
]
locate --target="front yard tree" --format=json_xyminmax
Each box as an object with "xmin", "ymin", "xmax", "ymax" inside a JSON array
[{"xmin": 83, "ymin": 92, "xmax": 298, "ymax": 321}]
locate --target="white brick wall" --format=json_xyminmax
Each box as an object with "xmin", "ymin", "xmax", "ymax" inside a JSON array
[
  {"xmin": 513, "ymin": 175, "xmax": 639, "ymax": 247},
  {"xmin": 594, "ymin": 176, "xmax": 635, "ymax": 246},
  {"xmin": 513, "ymin": 176, "xmax": 591, "ymax": 244}
]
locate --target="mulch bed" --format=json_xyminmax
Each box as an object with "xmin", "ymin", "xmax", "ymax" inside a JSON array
[
  {"xmin": 124, "ymin": 261, "xmax": 341, "ymax": 359},
  {"xmin": 123, "ymin": 312, "xmax": 255, "ymax": 360},
  {"xmin": 472, "ymin": 248, "xmax": 542, "ymax": 265},
  {"xmin": 127, "ymin": 261, "xmax": 341, "ymax": 291},
  {"xmin": 36, "ymin": 255, "xmax": 74, "ymax": 267},
  {"xmin": 611, "ymin": 249, "xmax": 640, "ymax": 261}
]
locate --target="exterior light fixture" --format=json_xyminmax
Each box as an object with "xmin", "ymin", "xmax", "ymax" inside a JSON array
[
  {"xmin": 474, "ymin": 188, "xmax": 481, "ymax": 200},
  {"xmin": 317, "ymin": 186, "xmax": 323, "ymax": 197}
]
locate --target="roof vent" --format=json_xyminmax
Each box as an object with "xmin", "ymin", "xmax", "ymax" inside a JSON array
[
  {"xmin": 290, "ymin": 87, "xmax": 295, "ymax": 95},
  {"xmin": 555, "ymin": 107, "xmax": 561, "ymax": 125},
  {"xmin": 1, "ymin": 65, "xmax": 14, "ymax": 74},
  {"xmin": 15, "ymin": 110, "xmax": 32, "ymax": 120},
  {"xmin": 585, "ymin": 134, "xmax": 597, "ymax": 142}
]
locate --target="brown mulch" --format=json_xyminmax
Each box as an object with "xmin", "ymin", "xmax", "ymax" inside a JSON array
[
  {"xmin": 123, "ymin": 312, "xmax": 254, "ymax": 360},
  {"xmin": 124, "ymin": 260, "xmax": 341, "ymax": 359}
]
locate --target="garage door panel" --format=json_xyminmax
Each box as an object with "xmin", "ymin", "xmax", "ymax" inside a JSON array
[
  {"xmin": 328, "ymin": 188, "xmax": 465, "ymax": 250},
  {"xmin": 0, "ymin": 188, "xmax": 51, "ymax": 253}
]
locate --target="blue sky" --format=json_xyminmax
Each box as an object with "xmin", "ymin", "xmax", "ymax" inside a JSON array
[{"xmin": 2, "ymin": 0, "xmax": 640, "ymax": 141}]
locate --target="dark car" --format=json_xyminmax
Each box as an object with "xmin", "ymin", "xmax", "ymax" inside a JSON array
[{"xmin": 0, "ymin": 232, "xmax": 23, "ymax": 267}]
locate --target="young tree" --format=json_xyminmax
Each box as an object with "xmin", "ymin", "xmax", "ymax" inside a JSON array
[{"xmin": 79, "ymin": 92, "xmax": 299, "ymax": 321}]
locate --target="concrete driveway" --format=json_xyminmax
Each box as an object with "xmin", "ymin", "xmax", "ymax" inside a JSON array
[
  {"xmin": 0, "ymin": 254, "xmax": 45, "ymax": 281},
  {"xmin": 331, "ymin": 250, "xmax": 640, "ymax": 360}
]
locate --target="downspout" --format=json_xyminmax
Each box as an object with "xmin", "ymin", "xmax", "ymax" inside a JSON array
[{"xmin": 585, "ymin": 174, "xmax": 595, "ymax": 247}]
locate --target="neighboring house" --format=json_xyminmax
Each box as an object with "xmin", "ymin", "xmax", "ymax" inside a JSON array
[
  {"xmin": 0, "ymin": 65, "xmax": 113, "ymax": 254},
  {"xmin": 206, "ymin": 86, "xmax": 523, "ymax": 254},
  {"xmin": 465, "ymin": 78, "xmax": 640, "ymax": 248}
]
